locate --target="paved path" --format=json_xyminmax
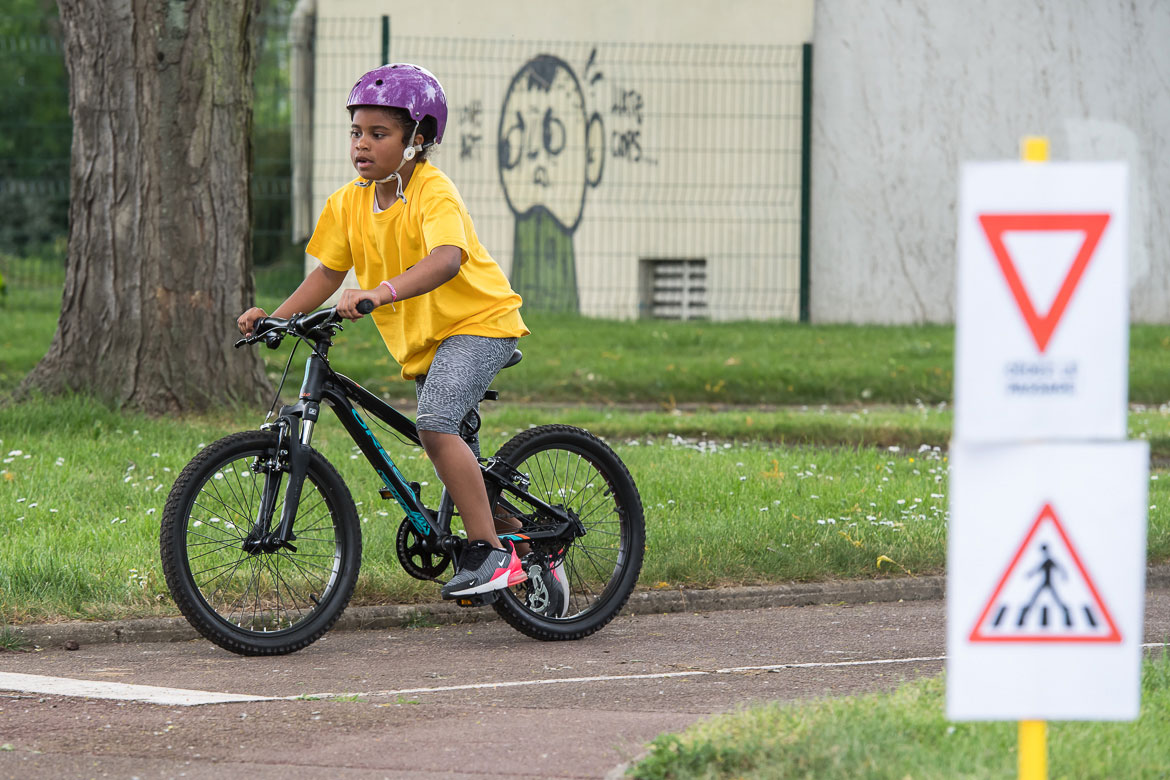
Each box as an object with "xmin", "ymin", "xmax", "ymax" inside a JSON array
[{"xmin": 1, "ymin": 590, "xmax": 1168, "ymax": 780}]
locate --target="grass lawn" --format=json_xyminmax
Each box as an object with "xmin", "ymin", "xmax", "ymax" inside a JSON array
[
  {"xmin": 8, "ymin": 280, "xmax": 1170, "ymax": 406},
  {"xmin": 628, "ymin": 654, "xmax": 1170, "ymax": 779},
  {"xmin": 0, "ymin": 397, "xmax": 956, "ymax": 621},
  {"xmin": 2, "ymin": 395, "xmax": 1169, "ymax": 622}
]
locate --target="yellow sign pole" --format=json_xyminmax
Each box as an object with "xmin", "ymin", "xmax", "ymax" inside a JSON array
[
  {"xmin": 1017, "ymin": 134, "xmax": 1049, "ymax": 780},
  {"xmin": 1021, "ymin": 135, "xmax": 1050, "ymax": 163},
  {"xmin": 1019, "ymin": 720, "xmax": 1047, "ymax": 779}
]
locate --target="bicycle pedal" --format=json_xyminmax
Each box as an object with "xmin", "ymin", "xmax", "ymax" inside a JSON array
[{"xmin": 454, "ymin": 591, "xmax": 499, "ymax": 608}]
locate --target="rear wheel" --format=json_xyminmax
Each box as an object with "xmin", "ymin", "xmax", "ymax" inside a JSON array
[
  {"xmin": 160, "ymin": 430, "xmax": 361, "ymax": 655},
  {"xmin": 487, "ymin": 425, "xmax": 644, "ymax": 640}
]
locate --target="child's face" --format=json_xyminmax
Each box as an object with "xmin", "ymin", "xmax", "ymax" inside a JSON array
[{"xmin": 350, "ymin": 107, "xmax": 416, "ymax": 180}]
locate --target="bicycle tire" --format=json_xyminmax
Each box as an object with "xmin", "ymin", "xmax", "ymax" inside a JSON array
[
  {"xmin": 489, "ymin": 424, "xmax": 644, "ymax": 640},
  {"xmin": 160, "ymin": 430, "xmax": 361, "ymax": 655}
]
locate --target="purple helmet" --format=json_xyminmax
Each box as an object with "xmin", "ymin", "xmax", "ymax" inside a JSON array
[{"xmin": 346, "ymin": 63, "xmax": 448, "ymax": 144}]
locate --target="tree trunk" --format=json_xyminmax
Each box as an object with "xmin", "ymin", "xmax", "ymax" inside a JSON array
[{"xmin": 23, "ymin": 0, "xmax": 270, "ymax": 413}]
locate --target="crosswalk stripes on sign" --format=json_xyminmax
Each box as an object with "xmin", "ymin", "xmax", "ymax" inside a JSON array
[{"xmin": 968, "ymin": 502, "xmax": 1120, "ymax": 643}]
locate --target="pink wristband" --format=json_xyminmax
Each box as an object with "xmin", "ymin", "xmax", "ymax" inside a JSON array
[{"xmin": 378, "ymin": 280, "xmax": 398, "ymax": 311}]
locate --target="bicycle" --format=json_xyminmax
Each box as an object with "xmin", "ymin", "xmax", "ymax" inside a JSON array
[{"xmin": 159, "ymin": 303, "xmax": 645, "ymax": 656}]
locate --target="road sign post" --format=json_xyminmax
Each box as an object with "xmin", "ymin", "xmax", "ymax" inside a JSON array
[{"xmin": 947, "ymin": 137, "xmax": 1145, "ymax": 780}]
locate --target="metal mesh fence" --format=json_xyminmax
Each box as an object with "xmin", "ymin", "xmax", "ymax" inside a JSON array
[{"xmin": 305, "ymin": 22, "xmax": 808, "ymax": 320}]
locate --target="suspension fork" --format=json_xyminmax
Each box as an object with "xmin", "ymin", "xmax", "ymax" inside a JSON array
[{"xmin": 250, "ymin": 401, "xmax": 320, "ymax": 551}]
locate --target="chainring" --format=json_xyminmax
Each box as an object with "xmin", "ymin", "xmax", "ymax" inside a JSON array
[{"xmin": 395, "ymin": 518, "xmax": 451, "ymax": 580}]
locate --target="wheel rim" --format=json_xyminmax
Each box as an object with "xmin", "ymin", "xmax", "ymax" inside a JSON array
[
  {"xmin": 182, "ymin": 448, "xmax": 343, "ymax": 636},
  {"xmin": 502, "ymin": 444, "xmax": 629, "ymax": 621}
]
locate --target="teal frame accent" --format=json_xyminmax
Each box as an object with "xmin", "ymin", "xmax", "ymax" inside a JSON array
[{"xmin": 349, "ymin": 408, "xmax": 430, "ymax": 534}]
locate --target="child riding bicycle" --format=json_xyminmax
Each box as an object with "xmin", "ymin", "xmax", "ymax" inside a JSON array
[{"xmin": 237, "ymin": 64, "xmax": 562, "ymax": 606}]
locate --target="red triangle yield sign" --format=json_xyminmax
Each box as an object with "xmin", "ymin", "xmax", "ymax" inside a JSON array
[
  {"xmin": 968, "ymin": 502, "xmax": 1121, "ymax": 644},
  {"xmin": 979, "ymin": 213, "xmax": 1111, "ymax": 353}
]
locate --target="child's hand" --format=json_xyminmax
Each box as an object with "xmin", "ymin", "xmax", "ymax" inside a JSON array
[
  {"xmin": 237, "ymin": 307, "xmax": 268, "ymax": 336},
  {"xmin": 336, "ymin": 287, "xmax": 386, "ymax": 319}
]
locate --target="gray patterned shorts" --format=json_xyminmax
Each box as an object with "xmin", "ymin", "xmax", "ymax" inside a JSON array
[{"xmin": 414, "ymin": 334, "xmax": 519, "ymax": 451}]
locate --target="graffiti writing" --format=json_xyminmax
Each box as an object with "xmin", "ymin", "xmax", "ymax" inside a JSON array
[
  {"xmin": 606, "ymin": 84, "xmax": 654, "ymax": 165},
  {"xmin": 460, "ymin": 133, "xmax": 482, "ymax": 161},
  {"xmin": 611, "ymin": 88, "xmax": 644, "ymax": 125},
  {"xmin": 458, "ymin": 100, "xmax": 484, "ymax": 161},
  {"xmin": 459, "ymin": 99, "xmax": 484, "ymax": 126},
  {"xmin": 611, "ymin": 129, "xmax": 643, "ymax": 162}
]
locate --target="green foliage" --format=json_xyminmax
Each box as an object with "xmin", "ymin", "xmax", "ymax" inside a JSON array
[
  {"xmin": 0, "ymin": 3, "xmax": 302, "ymax": 267},
  {"xmin": 251, "ymin": 3, "xmax": 301, "ymax": 268},
  {"xmin": 0, "ymin": 6, "xmax": 70, "ymax": 256},
  {"xmin": 0, "ymin": 624, "xmax": 30, "ymax": 652}
]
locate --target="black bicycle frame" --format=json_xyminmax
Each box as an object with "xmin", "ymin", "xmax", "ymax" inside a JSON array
[{"xmin": 258, "ymin": 344, "xmax": 581, "ymax": 549}]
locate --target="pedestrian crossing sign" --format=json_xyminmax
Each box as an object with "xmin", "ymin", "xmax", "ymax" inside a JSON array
[
  {"xmin": 946, "ymin": 441, "xmax": 1148, "ymax": 721},
  {"xmin": 968, "ymin": 502, "xmax": 1120, "ymax": 643}
]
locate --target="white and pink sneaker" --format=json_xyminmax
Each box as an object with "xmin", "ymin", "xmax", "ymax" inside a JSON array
[{"xmin": 441, "ymin": 540, "xmax": 527, "ymax": 599}]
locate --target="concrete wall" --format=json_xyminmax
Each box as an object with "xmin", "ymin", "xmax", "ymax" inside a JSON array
[
  {"xmin": 810, "ymin": 0, "xmax": 1170, "ymax": 323},
  {"xmin": 302, "ymin": 0, "xmax": 814, "ymax": 319}
]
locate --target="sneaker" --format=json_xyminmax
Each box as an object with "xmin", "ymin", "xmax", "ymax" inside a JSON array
[{"xmin": 441, "ymin": 540, "xmax": 527, "ymax": 599}]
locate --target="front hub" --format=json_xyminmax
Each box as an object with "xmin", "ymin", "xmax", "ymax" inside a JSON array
[{"xmin": 242, "ymin": 533, "xmax": 297, "ymax": 555}]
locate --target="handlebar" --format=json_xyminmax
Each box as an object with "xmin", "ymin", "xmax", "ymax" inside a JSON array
[
  {"xmin": 234, "ymin": 307, "xmax": 344, "ymax": 349},
  {"xmin": 235, "ymin": 299, "xmax": 381, "ymax": 349}
]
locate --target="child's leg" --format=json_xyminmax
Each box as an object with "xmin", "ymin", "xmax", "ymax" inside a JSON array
[
  {"xmin": 414, "ymin": 334, "xmax": 518, "ymax": 548},
  {"xmin": 419, "ymin": 429, "xmax": 499, "ymax": 545}
]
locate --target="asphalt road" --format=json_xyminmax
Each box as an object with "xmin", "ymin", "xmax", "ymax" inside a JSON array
[{"xmin": 1, "ymin": 591, "xmax": 1167, "ymax": 780}]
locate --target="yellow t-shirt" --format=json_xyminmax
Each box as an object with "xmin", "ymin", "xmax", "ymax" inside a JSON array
[{"xmin": 307, "ymin": 163, "xmax": 528, "ymax": 379}]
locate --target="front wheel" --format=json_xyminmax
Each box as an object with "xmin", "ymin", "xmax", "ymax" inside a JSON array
[
  {"xmin": 160, "ymin": 430, "xmax": 361, "ymax": 655},
  {"xmin": 489, "ymin": 425, "xmax": 645, "ymax": 640}
]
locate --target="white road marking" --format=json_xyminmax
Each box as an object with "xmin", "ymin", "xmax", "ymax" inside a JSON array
[
  {"xmin": 0, "ymin": 672, "xmax": 274, "ymax": 706},
  {"xmin": 0, "ymin": 644, "xmax": 1161, "ymax": 706},
  {"xmin": 302, "ymin": 655, "xmax": 951, "ymax": 700},
  {"xmin": 716, "ymin": 655, "xmax": 947, "ymax": 673}
]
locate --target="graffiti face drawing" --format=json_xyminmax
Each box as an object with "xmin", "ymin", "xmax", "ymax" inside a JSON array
[
  {"xmin": 499, "ymin": 54, "xmax": 604, "ymax": 231},
  {"xmin": 498, "ymin": 54, "xmax": 603, "ymax": 313}
]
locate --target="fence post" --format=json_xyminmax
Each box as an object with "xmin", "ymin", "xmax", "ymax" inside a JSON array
[{"xmin": 799, "ymin": 42, "xmax": 813, "ymax": 323}]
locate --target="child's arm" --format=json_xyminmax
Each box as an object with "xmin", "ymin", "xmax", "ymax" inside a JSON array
[
  {"xmin": 237, "ymin": 263, "xmax": 348, "ymax": 336},
  {"xmin": 336, "ymin": 246, "xmax": 462, "ymax": 319}
]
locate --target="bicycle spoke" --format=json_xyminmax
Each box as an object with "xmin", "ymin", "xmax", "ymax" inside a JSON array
[{"xmin": 202, "ymin": 472, "xmax": 258, "ymax": 528}]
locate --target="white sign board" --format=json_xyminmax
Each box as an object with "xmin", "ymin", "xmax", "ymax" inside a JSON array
[
  {"xmin": 946, "ymin": 441, "xmax": 1148, "ymax": 721},
  {"xmin": 954, "ymin": 162, "xmax": 1129, "ymax": 443}
]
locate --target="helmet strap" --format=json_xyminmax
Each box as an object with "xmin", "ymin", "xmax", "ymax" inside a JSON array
[{"xmin": 372, "ymin": 120, "xmax": 421, "ymax": 204}]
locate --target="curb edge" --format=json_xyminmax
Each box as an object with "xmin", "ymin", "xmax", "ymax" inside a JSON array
[{"xmin": 9, "ymin": 565, "xmax": 1169, "ymax": 650}]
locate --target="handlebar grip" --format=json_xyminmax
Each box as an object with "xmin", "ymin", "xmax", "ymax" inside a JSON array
[{"xmin": 356, "ymin": 299, "xmax": 376, "ymax": 315}]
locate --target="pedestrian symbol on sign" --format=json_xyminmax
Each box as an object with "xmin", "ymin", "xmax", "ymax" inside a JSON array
[{"xmin": 969, "ymin": 503, "xmax": 1121, "ymax": 643}]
